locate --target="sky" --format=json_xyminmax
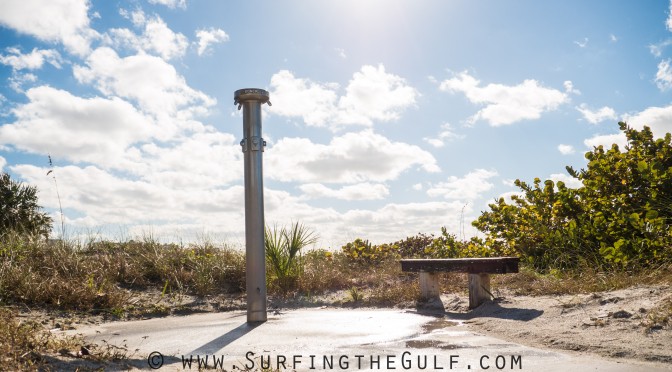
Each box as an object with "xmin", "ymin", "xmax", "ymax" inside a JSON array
[{"xmin": 2, "ymin": 0, "xmax": 672, "ymax": 248}]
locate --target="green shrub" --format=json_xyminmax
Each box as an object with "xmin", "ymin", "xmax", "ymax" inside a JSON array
[
  {"xmin": 473, "ymin": 122, "xmax": 672, "ymax": 270},
  {"xmin": 393, "ymin": 233, "xmax": 434, "ymax": 258},
  {"xmin": 392, "ymin": 228, "xmax": 504, "ymax": 259},
  {"xmin": 0, "ymin": 173, "xmax": 52, "ymax": 238},
  {"xmin": 341, "ymin": 238, "xmax": 399, "ymax": 263}
]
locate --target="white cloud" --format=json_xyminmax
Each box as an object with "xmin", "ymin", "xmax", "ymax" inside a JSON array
[
  {"xmin": 558, "ymin": 144, "xmax": 575, "ymax": 155},
  {"xmin": 8, "ymin": 72, "xmax": 38, "ymax": 93},
  {"xmin": 11, "ymin": 161, "xmax": 475, "ymax": 247},
  {"xmin": 1, "ymin": 85, "xmax": 243, "ymax": 196},
  {"xmin": 584, "ymin": 104, "xmax": 672, "ymax": 150},
  {"xmin": 655, "ymin": 59, "xmax": 672, "ymax": 91},
  {"xmin": 141, "ymin": 17, "xmax": 189, "ymax": 59},
  {"xmin": 439, "ymin": 71, "xmax": 568, "ymax": 126},
  {"xmin": 267, "ymin": 130, "xmax": 439, "ymax": 183},
  {"xmin": 549, "ymin": 173, "xmax": 583, "ymax": 189},
  {"xmin": 11, "ymin": 164, "xmax": 244, "ymax": 228},
  {"xmin": 337, "ymin": 201, "xmax": 471, "ymax": 245},
  {"xmin": 135, "ymin": 131, "xmax": 243, "ymax": 189},
  {"xmin": 148, "ymin": 0, "xmax": 187, "ymax": 9},
  {"xmin": 335, "ymin": 48, "xmax": 347, "ymax": 59},
  {"xmin": 563, "ymin": 80, "xmax": 581, "ymax": 95},
  {"xmin": 584, "ymin": 133, "xmax": 627, "ymax": 150},
  {"xmin": 649, "ymin": 39, "xmax": 672, "ymax": 57},
  {"xmin": 265, "ymin": 190, "xmax": 475, "ymax": 247},
  {"xmin": 299, "ymin": 183, "xmax": 389, "ymax": 200},
  {"xmin": 427, "ymin": 169, "xmax": 498, "ymax": 200},
  {"xmin": 622, "ymin": 104, "xmax": 672, "ymax": 137},
  {"xmin": 74, "ymin": 47, "xmax": 214, "ymax": 122},
  {"xmin": 0, "ymin": 0, "xmax": 98, "ymax": 56},
  {"xmin": 108, "ymin": 16, "xmax": 189, "ymax": 60},
  {"xmin": 195, "ymin": 28, "xmax": 230, "ymax": 56},
  {"xmin": 424, "ymin": 138, "xmax": 445, "ymax": 148},
  {"xmin": 0, "ymin": 47, "xmax": 62, "ymax": 70},
  {"xmin": 0, "ymin": 156, "xmax": 5, "ymax": 172},
  {"xmin": 119, "ymin": 8, "xmax": 147, "ymax": 27},
  {"xmin": 412, "ymin": 183, "xmax": 423, "ymax": 191},
  {"xmin": 423, "ymin": 122, "xmax": 464, "ymax": 148},
  {"xmin": 268, "ymin": 70, "xmax": 340, "ymax": 126},
  {"xmin": 269, "ymin": 65, "xmax": 419, "ymax": 129},
  {"xmin": 574, "ymin": 37, "xmax": 589, "ymax": 48},
  {"xmin": 0, "ymin": 86, "xmax": 154, "ymax": 167},
  {"xmin": 610, "ymin": 34, "xmax": 618, "ymax": 42},
  {"xmin": 576, "ymin": 104, "xmax": 617, "ymax": 124},
  {"xmin": 338, "ymin": 65, "xmax": 419, "ymax": 125}
]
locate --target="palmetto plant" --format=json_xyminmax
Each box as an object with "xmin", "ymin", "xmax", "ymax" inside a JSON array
[{"xmin": 265, "ymin": 222, "xmax": 317, "ymax": 292}]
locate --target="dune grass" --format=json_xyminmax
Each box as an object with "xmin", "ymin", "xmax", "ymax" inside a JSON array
[
  {"xmin": 1, "ymin": 232, "xmax": 671, "ymax": 370},
  {"xmin": 2, "ymin": 232, "xmax": 670, "ymax": 311},
  {"xmin": 0, "ymin": 233, "xmax": 245, "ymax": 312}
]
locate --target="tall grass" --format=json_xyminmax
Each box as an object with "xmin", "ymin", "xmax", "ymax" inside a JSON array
[
  {"xmin": 0, "ymin": 232, "xmax": 245, "ymax": 311},
  {"xmin": 2, "ymin": 230, "xmax": 670, "ymax": 313}
]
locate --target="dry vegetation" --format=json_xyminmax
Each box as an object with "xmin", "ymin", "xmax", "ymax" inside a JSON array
[{"xmin": 1, "ymin": 233, "xmax": 671, "ymax": 370}]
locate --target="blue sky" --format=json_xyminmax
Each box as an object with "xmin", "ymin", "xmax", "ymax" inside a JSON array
[{"xmin": 1, "ymin": 0, "xmax": 672, "ymax": 248}]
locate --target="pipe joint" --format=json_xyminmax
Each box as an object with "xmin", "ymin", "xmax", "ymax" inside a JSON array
[{"xmin": 240, "ymin": 136, "xmax": 267, "ymax": 152}]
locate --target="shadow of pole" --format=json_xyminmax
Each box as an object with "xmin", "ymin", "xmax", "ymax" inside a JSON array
[{"xmin": 188, "ymin": 322, "xmax": 262, "ymax": 355}]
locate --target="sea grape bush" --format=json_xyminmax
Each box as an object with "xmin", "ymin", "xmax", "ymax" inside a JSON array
[
  {"xmin": 419, "ymin": 227, "xmax": 506, "ymax": 258},
  {"xmin": 341, "ymin": 238, "xmax": 399, "ymax": 263},
  {"xmin": 569, "ymin": 122, "xmax": 672, "ymax": 266},
  {"xmin": 392, "ymin": 232, "xmax": 434, "ymax": 258},
  {"xmin": 342, "ymin": 228, "xmax": 506, "ymax": 264},
  {"xmin": 474, "ymin": 123, "xmax": 672, "ymax": 270},
  {"xmin": 473, "ymin": 178, "xmax": 595, "ymax": 270}
]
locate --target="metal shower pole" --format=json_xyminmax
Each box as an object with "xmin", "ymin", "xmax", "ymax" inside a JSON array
[{"xmin": 234, "ymin": 88, "xmax": 271, "ymax": 323}]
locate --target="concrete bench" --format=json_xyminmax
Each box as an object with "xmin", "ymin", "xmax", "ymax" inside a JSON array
[{"xmin": 400, "ymin": 257, "xmax": 520, "ymax": 309}]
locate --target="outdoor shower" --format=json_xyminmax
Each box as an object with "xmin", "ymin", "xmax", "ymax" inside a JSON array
[{"xmin": 234, "ymin": 88, "xmax": 271, "ymax": 323}]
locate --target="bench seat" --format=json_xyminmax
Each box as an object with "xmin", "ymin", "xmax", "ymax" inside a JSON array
[{"xmin": 400, "ymin": 257, "xmax": 519, "ymax": 309}]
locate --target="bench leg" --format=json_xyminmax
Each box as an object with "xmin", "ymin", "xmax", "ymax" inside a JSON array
[
  {"xmin": 419, "ymin": 272, "xmax": 441, "ymax": 299},
  {"xmin": 468, "ymin": 273, "xmax": 491, "ymax": 309}
]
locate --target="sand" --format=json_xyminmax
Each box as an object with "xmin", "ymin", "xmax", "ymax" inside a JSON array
[
  {"xmin": 437, "ymin": 284, "xmax": 672, "ymax": 368},
  {"xmin": 17, "ymin": 284, "xmax": 672, "ymax": 370}
]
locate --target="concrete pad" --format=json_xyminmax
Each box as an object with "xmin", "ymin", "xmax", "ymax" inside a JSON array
[{"xmin": 66, "ymin": 309, "xmax": 669, "ymax": 371}]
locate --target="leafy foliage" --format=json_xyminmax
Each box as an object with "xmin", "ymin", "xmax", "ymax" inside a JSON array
[
  {"xmin": 568, "ymin": 122, "xmax": 672, "ymax": 265},
  {"xmin": 0, "ymin": 173, "xmax": 52, "ymax": 238},
  {"xmin": 343, "ymin": 228, "xmax": 502, "ymax": 263},
  {"xmin": 393, "ymin": 233, "xmax": 434, "ymax": 258},
  {"xmin": 473, "ymin": 123, "xmax": 672, "ymax": 270},
  {"xmin": 341, "ymin": 238, "xmax": 399, "ymax": 263},
  {"xmin": 419, "ymin": 227, "xmax": 503, "ymax": 258}
]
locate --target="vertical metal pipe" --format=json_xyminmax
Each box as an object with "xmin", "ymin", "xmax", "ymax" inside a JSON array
[{"xmin": 234, "ymin": 88, "xmax": 271, "ymax": 323}]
